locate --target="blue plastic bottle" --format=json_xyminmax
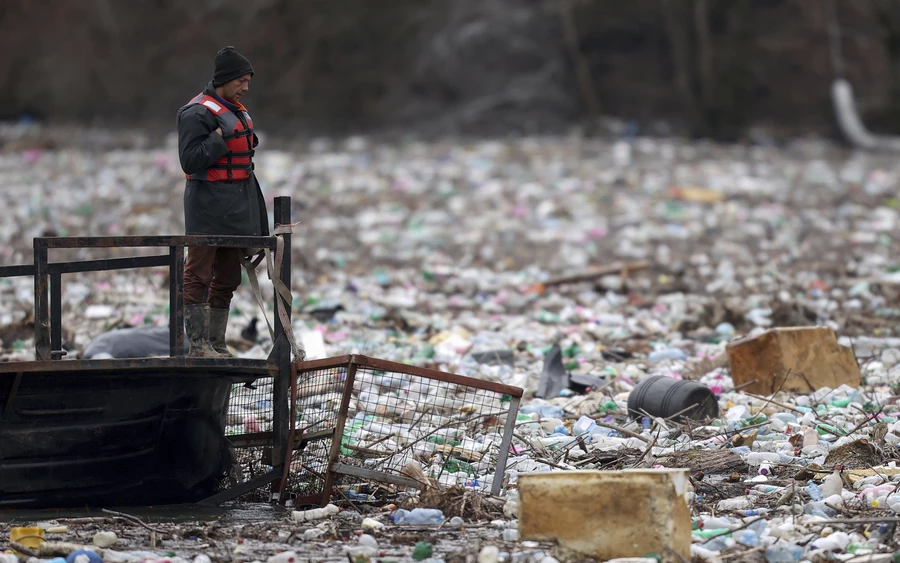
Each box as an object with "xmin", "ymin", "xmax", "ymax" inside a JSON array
[{"xmin": 392, "ymin": 508, "xmax": 445, "ymax": 525}]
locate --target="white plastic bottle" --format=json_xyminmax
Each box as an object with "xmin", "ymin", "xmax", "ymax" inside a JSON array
[
  {"xmin": 701, "ymin": 516, "xmax": 734, "ymax": 530},
  {"xmin": 479, "ymin": 546, "xmax": 500, "ymax": 563},
  {"xmin": 745, "ymin": 452, "xmax": 780, "ymax": 465},
  {"xmin": 752, "ymin": 484, "xmax": 782, "ymax": 494},
  {"xmin": 716, "ymin": 497, "xmax": 752, "ymax": 511},
  {"xmin": 291, "ymin": 503, "xmax": 339, "ymax": 522},
  {"xmin": 886, "ymin": 493, "xmax": 900, "ymax": 510},
  {"xmin": 266, "ymin": 552, "xmax": 298, "ymax": 563},
  {"xmin": 808, "ymin": 531, "xmax": 850, "ymax": 552}
]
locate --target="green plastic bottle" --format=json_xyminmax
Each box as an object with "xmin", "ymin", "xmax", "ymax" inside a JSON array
[
  {"xmin": 600, "ymin": 401, "xmax": 618, "ymax": 413},
  {"xmin": 443, "ymin": 458, "xmax": 474, "ymax": 475},
  {"xmin": 816, "ymin": 423, "xmax": 846, "ymax": 436},
  {"xmin": 340, "ymin": 419, "xmax": 364, "ymax": 455},
  {"xmin": 692, "ymin": 528, "xmax": 731, "ymax": 539},
  {"xmin": 416, "ymin": 344, "xmax": 436, "ymax": 359},
  {"xmin": 412, "ymin": 542, "xmax": 433, "ymax": 561}
]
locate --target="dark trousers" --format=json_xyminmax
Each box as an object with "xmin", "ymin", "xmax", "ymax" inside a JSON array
[{"xmin": 184, "ymin": 246, "xmax": 242, "ymax": 309}]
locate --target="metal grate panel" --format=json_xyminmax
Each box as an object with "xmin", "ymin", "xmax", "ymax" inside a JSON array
[{"xmin": 281, "ymin": 355, "xmax": 523, "ymax": 507}]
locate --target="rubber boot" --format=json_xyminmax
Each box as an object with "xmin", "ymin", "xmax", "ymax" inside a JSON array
[
  {"xmin": 209, "ymin": 307, "xmax": 235, "ymax": 358},
  {"xmin": 185, "ymin": 303, "xmax": 220, "ymax": 358}
]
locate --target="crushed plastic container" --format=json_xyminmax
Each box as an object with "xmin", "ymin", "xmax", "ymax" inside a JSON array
[{"xmin": 10, "ymin": 527, "xmax": 44, "ymax": 554}]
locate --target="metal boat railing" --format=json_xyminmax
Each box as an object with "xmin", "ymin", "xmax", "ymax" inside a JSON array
[{"xmin": 0, "ymin": 196, "xmax": 295, "ymax": 504}]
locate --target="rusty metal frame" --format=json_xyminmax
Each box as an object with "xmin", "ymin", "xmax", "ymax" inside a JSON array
[
  {"xmin": 295, "ymin": 355, "xmax": 525, "ymax": 397},
  {"xmin": 320, "ymin": 360, "xmax": 358, "ymax": 501},
  {"xmin": 0, "ymin": 196, "xmax": 297, "ymax": 506},
  {"xmin": 285, "ymin": 354, "xmax": 524, "ymax": 505},
  {"xmin": 279, "ymin": 362, "xmax": 300, "ymax": 496}
]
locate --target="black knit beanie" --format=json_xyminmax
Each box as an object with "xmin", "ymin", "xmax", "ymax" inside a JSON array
[{"xmin": 212, "ymin": 46, "xmax": 254, "ymax": 87}]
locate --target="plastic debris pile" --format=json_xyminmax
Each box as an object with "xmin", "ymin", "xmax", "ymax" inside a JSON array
[{"xmin": 8, "ymin": 128, "xmax": 900, "ymax": 561}]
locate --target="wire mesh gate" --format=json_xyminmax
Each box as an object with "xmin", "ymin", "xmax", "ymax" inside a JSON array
[{"xmin": 279, "ymin": 355, "xmax": 523, "ymax": 507}]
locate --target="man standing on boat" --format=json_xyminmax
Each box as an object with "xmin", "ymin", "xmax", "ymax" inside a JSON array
[{"xmin": 176, "ymin": 46, "xmax": 268, "ymax": 357}]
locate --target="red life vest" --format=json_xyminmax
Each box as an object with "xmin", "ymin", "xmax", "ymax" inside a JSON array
[{"xmin": 183, "ymin": 93, "xmax": 255, "ymax": 182}]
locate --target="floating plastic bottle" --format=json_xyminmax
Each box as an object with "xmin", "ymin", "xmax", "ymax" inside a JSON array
[
  {"xmin": 808, "ymin": 531, "xmax": 850, "ymax": 552},
  {"xmin": 65, "ymin": 551, "xmax": 103, "ymax": 563},
  {"xmin": 701, "ymin": 517, "xmax": 734, "ymax": 530},
  {"xmin": 716, "ymin": 498, "xmax": 752, "ymax": 510},
  {"xmin": 735, "ymin": 509, "xmax": 769, "ymax": 517},
  {"xmin": 266, "ymin": 552, "xmax": 298, "ymax": 563},
  {"xmin": 745, "ymin": 452, "xmax": 780, "ymax": 465},
  {"xmin": 358, "ymin": 535, "xmax": 379, "ymax": 549},
  {"xmin": 519, "ymin": 405, "xmax": 565, "ymax": 419},
  {"xmin": 807, "ymin": 482, "xmax": 824, "ymax": 501},
  {"xmin": 392, "ymin": 508, "xmax": 445, "ymax": 525},
  {"xmin": 292, "ymin": 503, "xmax": 339, "ymax": 522},
  {"xmin": 765, "ymin": 544, "xmax": 803, "ymax": 563},
  {"xmin": 734, "ymin": 530, "xmax": 761, "ymax": 547},
  {"xmin": 647, "ymin": 348, "xmax": 687, "ymax": 364},
  {"xmin": 572, "ymin": 415, "xmax": 596, "ymax": 435}
]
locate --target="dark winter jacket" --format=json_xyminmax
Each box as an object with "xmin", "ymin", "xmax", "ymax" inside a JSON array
[{"xmin": 176, "ymin": 81, "xmax": 268, "ymax": 237}]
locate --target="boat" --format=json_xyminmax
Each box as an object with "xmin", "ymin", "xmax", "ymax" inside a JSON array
[
  {"xmin": 0, "ymin": 197, "xmax": 294, "ymax": 508},
  {"xmin": 0, "ymin": 358, "xmax": 267, "ymax": 507}
]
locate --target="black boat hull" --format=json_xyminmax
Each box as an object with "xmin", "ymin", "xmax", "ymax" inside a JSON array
[{"xmin": 0, "ymin": 359, "xmax": 265, "ymax": 508}]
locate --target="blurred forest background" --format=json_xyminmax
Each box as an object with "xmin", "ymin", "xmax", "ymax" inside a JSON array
[{"xmin": 4, "ymin": 0, "xmax": 900, "ymax": 140}]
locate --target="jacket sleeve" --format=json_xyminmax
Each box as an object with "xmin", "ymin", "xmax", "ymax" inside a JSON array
[{"xmin": 177, "ymin": 106, "xmax": 229, "ymax": 175}]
